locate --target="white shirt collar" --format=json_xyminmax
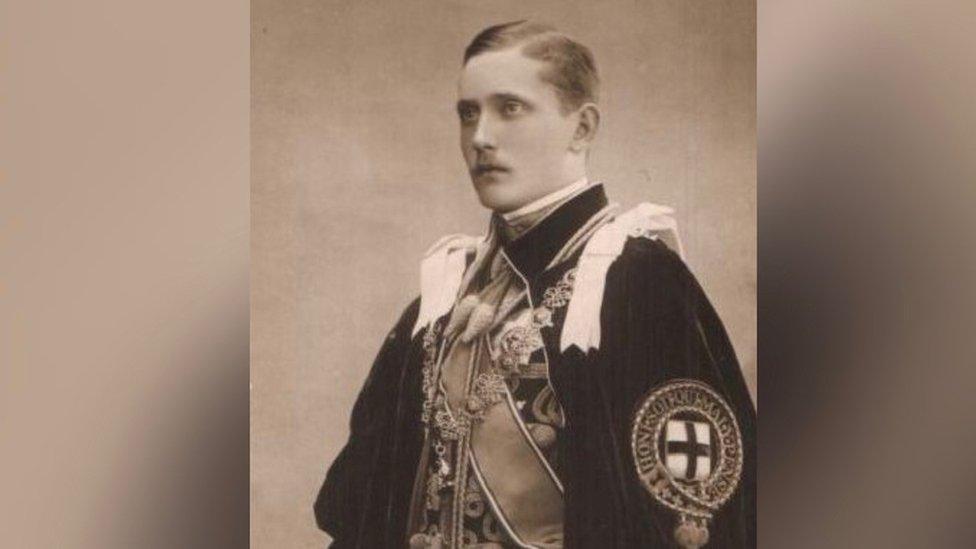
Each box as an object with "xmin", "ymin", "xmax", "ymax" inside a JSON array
[{"xmin": 501, "ymin": 177, "xmax": 591, "ymax": 222}]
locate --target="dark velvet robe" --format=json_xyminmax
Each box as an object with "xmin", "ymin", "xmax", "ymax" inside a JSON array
[{"xmin": 315, "ymin": 186, "xmax": 756, "ymax": 548}]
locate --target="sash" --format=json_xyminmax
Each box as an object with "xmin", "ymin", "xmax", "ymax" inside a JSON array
[
  {"xmin": 468, "ymin": 382, "xmax": 564, "ymax": 548},
  {"xmin": 439, "ymin": 339, "xmax": 564, "ymax": 548}
]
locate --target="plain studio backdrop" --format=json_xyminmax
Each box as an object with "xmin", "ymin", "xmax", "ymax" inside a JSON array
[{"xmin": 251, "ymin": 0, "xmax": 755, "ymax": 546}]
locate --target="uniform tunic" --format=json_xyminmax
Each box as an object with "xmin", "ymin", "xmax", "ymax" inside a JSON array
[{"xmin": 315, "ymin": 184, "xmax": 757, "ymax": 548}]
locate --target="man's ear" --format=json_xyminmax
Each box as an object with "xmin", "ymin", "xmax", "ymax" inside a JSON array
[{"xmin": 570, "ymin": 103, "xmax": 601, "ymax": 152}]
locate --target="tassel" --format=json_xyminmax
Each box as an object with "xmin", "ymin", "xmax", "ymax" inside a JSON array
[
  {"xmin": 444, "ymin": 294, "xmax": 479, "ymax": 338},
  {"xmin": 461, "ymin": 301, "xmax": 496, "ymax": 343},
  {"xmin": 527, "ymin": 423, "xmax": 557, "ymax": 449},
  {"xmin": 674, "ymin": 518, "xmax": 710, "ymax": 549}
]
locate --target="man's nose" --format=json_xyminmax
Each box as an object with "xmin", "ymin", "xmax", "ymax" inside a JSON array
[{"xmin": 471, "ymin": 115, "xmax": 496, "ymax": 151}]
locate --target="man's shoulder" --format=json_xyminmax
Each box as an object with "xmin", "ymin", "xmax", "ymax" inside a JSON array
[
  {"xmin": 604, "ymin": 223, "xmax": 708, "ymax": 321},
  {"xmin": 615, "ymin": 234, "xmax": 688, "ymax": 279},
  {"xmin": 558, "ymin": 203, "xmax": 687, "ymax": 353},
  {"xmin": 573, "ymin": 201, "xmax": 686, "ymax": 277},
  {"xmin": 413, "ymin": 232, "xmax": 485, "ymax": 336},
  {"xmin": 421, "ymin": 233, "xmax": 482, "ymax": 259}
]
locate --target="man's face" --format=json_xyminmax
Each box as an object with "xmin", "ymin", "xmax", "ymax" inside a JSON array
[{"xmin": 457, "ymin": 47, "xmax": 581, "ymax": 213}]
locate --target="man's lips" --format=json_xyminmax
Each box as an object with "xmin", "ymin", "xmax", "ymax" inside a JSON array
[{"xmin": 472, "ymin": 164, "xmax": 510, "ymax": 176}]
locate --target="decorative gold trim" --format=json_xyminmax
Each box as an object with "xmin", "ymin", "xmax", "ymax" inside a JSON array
[
  {"xmin": 631, "ymin": 379, "xmax": 744, "ymax": 548},
  {"xmin": 468, "ymin": 452, "xmax": 539, "ymax": 549}
]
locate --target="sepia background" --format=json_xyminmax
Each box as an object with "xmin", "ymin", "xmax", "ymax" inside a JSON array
[
  {"xmin": 3, "ymin": 1, "xmax": 975, "ymax": 548},
  {"xmin": 252, "ymin": 0, "xmax": 755, "ymax": 546}
]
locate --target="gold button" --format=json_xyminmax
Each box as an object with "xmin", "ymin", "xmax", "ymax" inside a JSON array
[
  {"xmin": 466, "ymin": 395, "xmax": 485, "ymax": 413},
  {"xmin": 528, "ymin": 423, "xmax": 557, "ymax": 448}
]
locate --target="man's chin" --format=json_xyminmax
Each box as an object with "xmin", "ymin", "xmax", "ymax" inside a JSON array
[{"xmin": 473, "ymin": 182, "xmax": 521, "ymax": 213}]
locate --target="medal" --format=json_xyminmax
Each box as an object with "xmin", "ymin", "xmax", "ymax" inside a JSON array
[
  {"xmin": 631, "ymin": 380, "xmax": 744, "ymax": 548},
  {"xmin": 425, "ymin": 441, "xmax": 454, "ymax": 511}
]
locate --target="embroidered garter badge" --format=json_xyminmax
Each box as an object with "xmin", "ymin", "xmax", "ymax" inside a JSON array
[{"xmin": 631, "ymin": 380, "xmax": 744, "ymax": 549}]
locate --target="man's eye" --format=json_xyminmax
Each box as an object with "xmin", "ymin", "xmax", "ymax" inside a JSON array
[
  {"xmin": 502, "ymin": 101, "xmax": 524, "ymax": 115},
  {"xmin": 459, "ymin": 108, "xmax": 478, "ymax": 123}
]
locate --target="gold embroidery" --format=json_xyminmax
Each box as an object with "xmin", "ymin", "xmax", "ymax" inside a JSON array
[
  {"xmin": 631, "ymin": 380, "xmax": 744, "ymax": 549},
  {"xmin": 416, "ymin": 268, "xmax": 577, "ymax": 547},
  {"xmin": 541, "ymin": 268, "xmax": 575, "ymax": 309},
  {"xmin": 424, "ymin": 268, "xmax": 576, "ymax": 443},
  {"xmin": 492, "ymin": 268, "xmax": 576, "ymax": 377},
  {"xmin": 420, "ymin": 321, "xmax": 443, "ymax": 425}
]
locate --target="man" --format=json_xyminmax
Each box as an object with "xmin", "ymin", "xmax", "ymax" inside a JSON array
[{"xmin": 315, "ymin": 21, "xmax": 756, "ymax": 549}]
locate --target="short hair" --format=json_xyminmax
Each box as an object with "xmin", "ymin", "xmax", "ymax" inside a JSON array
[{"xmin": 463, "ymin": 20, "xmax": 600, "ymax": 114}]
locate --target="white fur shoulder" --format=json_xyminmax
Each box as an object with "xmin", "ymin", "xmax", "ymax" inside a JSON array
[
  {"xmin": 412, "ymin": 233, "xmax": 483, "ymax": 336},
  {"xmin": 560, "ymin": 203, "xmax": 684, "ymax": 353}
]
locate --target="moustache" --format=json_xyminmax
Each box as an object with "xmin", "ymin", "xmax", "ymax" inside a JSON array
[{"xmin": 470, "ymin": 162, "xmax": 511, "ymax": 176}]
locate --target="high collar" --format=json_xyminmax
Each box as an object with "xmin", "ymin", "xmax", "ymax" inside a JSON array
[
  {"xmin": 495, "ymin": 183, "xmax": 609, "ymax": 280},
  {"xmin": 500, "ymin": 177, "xmax": 590, "ymax": 223}
]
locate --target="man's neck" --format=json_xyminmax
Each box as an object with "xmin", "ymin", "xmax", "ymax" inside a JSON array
[{"xmin": 497, "ymin": 176, "xmax": 591, "ymax": 240}]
